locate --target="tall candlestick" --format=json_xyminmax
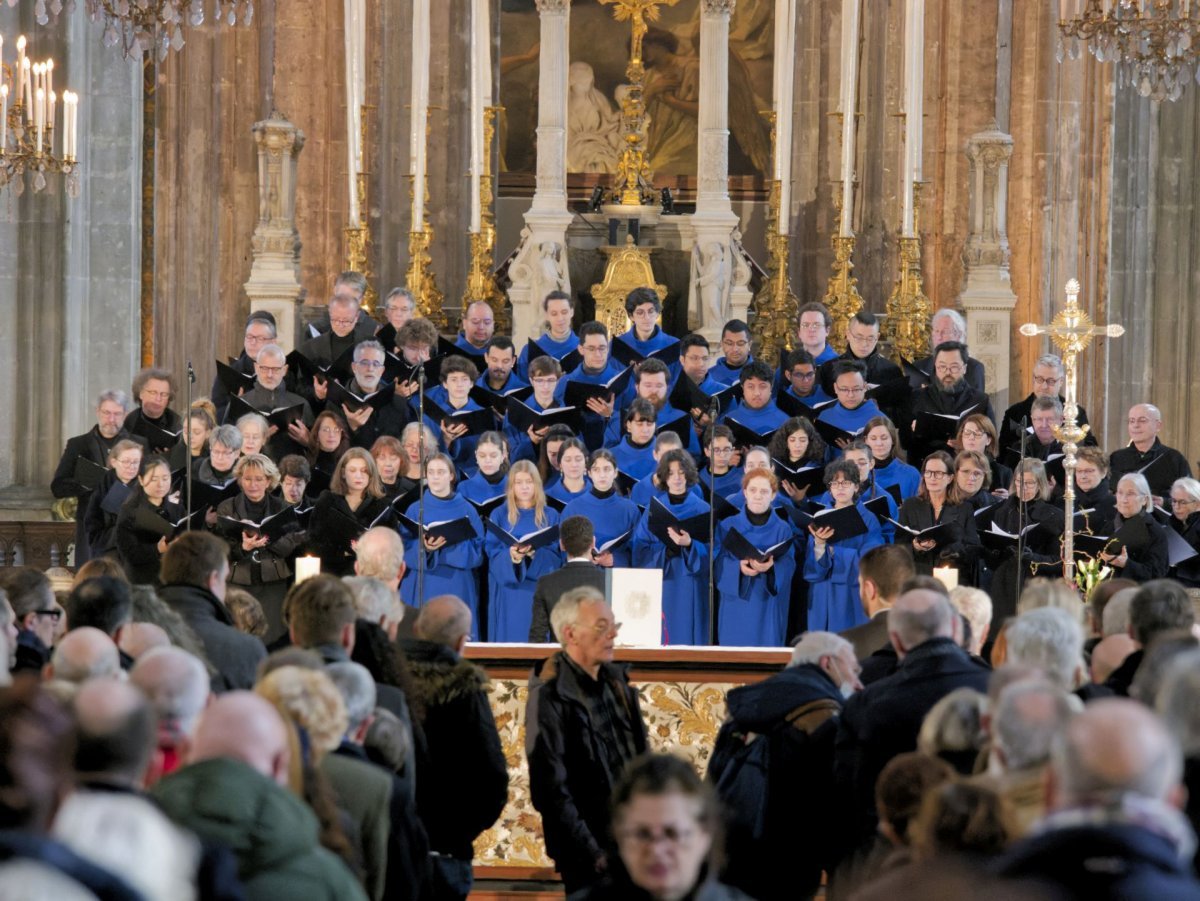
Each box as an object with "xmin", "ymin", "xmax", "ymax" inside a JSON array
[
  {"xmin": 774, "ymin": 0, "xmax": 797, "ymax": 235},
  {"xmin": 410, "ymin": 0, "xmax": 431, "ymax": 230},
  {"xmin": 16, "ymin": 36, "xmax": 25, "ymax": 104},
  {"xmin": 35, "ymin": 87, "xmax": 43, "ymax": 152},
  {"xmin": 838, "ymin": 0, "xmax": 861, "ymax": 237},
  {"xmin": 343, "ymin": 0, "xmax": 365, "ymax": 227},
  {"xmin": 48, "ymin": 90, "xmax": 55, "ymax": 152},
  {"xmin": 23, "ymin": 58, "xmax": 32, "ymax": 122},
  {"xmin": 901, "ymin": 0, "xmax": 925, "ymax": 237},
  {"xmin": 45, "ymin": 58, "xmax": 52, "ymax": 100},
  {"xmin": 1, "ymin": 85, "xmax": 7, "ymax": 152},
  {"xmin": 469, "ymin": 0, "xmax": 491, "ymax": 234}
]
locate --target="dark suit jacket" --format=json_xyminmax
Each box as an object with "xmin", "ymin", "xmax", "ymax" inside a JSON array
[
  {"xmin": 839, "ymin": 611, "xmax": 891, "ymax": 661},
  {"xmin": 529, "ymin": 560, "xmax": 606, "ymax": 642}
]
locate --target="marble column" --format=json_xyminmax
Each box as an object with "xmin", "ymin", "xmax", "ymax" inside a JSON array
[
  {"xmin": 508, "ymin": 0, "xmax": 573, "ymax": 348},
  {"xmin": 244, "ymin": 112, "xmax": 307, "ymax": 352},
  {"xmin": 687, "ymin": 0, "xmax": 746, "ymax": 342},
  {"xmin": 959, "ymin": 123, "xmax": 1017, "ymax": 409}
]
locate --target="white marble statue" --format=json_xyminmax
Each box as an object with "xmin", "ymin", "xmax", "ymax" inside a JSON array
[
  {"xmin": 690, "ymin": 241, "xmax": 730, "ymax": 330},
  {"xmin": 567, "ymin": 62, "xmax": 621, "ymax": 174}
]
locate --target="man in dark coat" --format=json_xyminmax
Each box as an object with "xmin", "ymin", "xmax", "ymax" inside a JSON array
[
  {"xmin": 709, "ymin": 631, "xmax": 861, "ymax": 901},
  {"xmin": 157, "ymin": 532, "xmax": 265, "ymax": 692},
  {"xmin": 123, "ymin": 367, "xmax": 185, "ymax": 456},
  {"xmin": 839, "ymin": 544, "xmax": 916, "ymax": 664},
  {"xmin": 1108, "ymin": 403, "xmax": 1193, "ymax": 511},
  {"xmin": 994, "ymin": 698, "xmax": 1200, "ymax": 899},
  {"xmin": 210, "ymin": 311, "xmax": 278, "ymax": 423},
  {"xmin": 834, "ymin": 586, "xmax": 990, "ymax": 854},
  {"xmin": 526, "ymin": 586, "xmax": 648, "ymax": 894},
  {"xmin": 998, "ymin": 353, "xmax": 1095, "ymax": 452},
  {"xmin": 232, "ymin": 342, "xmax": 315, "ymax": 460},
  {"xmin": 401, "ymin": 595, "xmax": 508, "ymax": 901},
  {"xmin": 1105, "ymin": 578, "xmax": 1195, "ymax": 697},
  {"xmin": 529, "ymin": 515, "xmax": 606, "ymax": 642},
  {"xmin": 908, "ymin": 341, "xmax": 995, "ymax": 464}
]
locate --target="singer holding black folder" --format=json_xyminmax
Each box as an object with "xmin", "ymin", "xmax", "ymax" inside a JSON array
[
  {"xmin": 83, "ymin": 439, "xmax": 144, "ymax": 561},
  {"xmin": 115, "ymin": 456, "xmax": 183, "ymax": 585},
  {"xmin": 309, "ymin": 448, "xmax": 393, "ymax": 577},
  {"xmin": 714, "ymin": 468, "xmax": 796, "ymax": 647},
  {"xmin": 563, "ymin": 450, "xmax": 641, "ymax": 568},
  {"xmin": 399, "ymin": 453, "xmax": 484, "ymax": 620},
  {"xmin": 484, "ymin": 461, "xmax": 563, "ymax": 642},
  {"xmin": 632, "ymin": 450, "xmax": 712, "ymax": 645},
  {"xmin": 506, "ymin": 356, "xmax": 568, "ymax": 463},
  {"xmin": 515, "ymin": 290, "xmax": 581, "ymax": 380},
  {"xmin": 894, "ymin": 451, "xmax": 980, "ymax": 577},
  {"xmin": 213, "ymin": 454, "xmax": 305, "ymax": 642},
  {"xmin": 1098, "ymin": 473, "xmax": 1170, "ymax": 582},
  {"xmin": 802, "ymin": 460, "xmax": 885, "ymax": 632}
]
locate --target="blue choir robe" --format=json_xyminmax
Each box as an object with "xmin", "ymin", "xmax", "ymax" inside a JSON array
[
  {"xmin": 564, "ymin": 490, "xmax": 641, "ymax": 568},
  {"xmin": 697, "ymin": 465, "xmax": 744, "ymax": 500},
  {"xmin": 812, "ymin": 345, "xmax": 839, "ymax": 365},
  {"xmin": 715, "ymin": 512, "xmax": 797, "ymax": 647},
  {"xmin": 707, "ymin": 356, "xmax": 753, "ymax": 388},
  {"xmin": 412, "ymin": 384, "xmax": 449, "ymax": 412},
  {"xmin": 485, "ymin": 506, "xmax": 563, "ymax": 641},
  {"xmin": 453, "ymin": 333, "xmax": 489, "ymax": 358},
  {"xmin": 605, "ymin": 402, "xmax": 698, "ymax": 455},
  {"xmin": 671, "ymin": 370, "xmax": 729, "ymax": 399},
  {"xmin": 817, "ymin": 400, "xmax": 883, "ymax": 436},
  {"xmin": 474, "ymin": 369, "xmax": 529, "ymax": 414},
  {"xmin": 630, "ymin": 473, "xmax": 658, "ymax": 508},
  {"xmin": 556, "ymin": 360, "xmax": 633, "ymax": 451},
  {"xmin": 802, "ymin": 502, "xmax": 885, "ymax": 632},
  {"xmin": 811, "ymin": 483, "xmax": 899, "ymax": 542},
  {"xmin": 781, "ymin": 384, "xmax": 834, "ymax": 409},
  {"xmin": 720, "ymin": 403, "xmax": 788, "ymax": 439},
  {"xmin": 424, "ymin": 397, "xmax": 487, "ymax": 478},
  {"xmin": 458, "ymin": 471, "xmax": 508, "ymax": 507},
  {"xmin": 399, "ymin": 493, "xmax": 485, "ymax": 630},
  {"xmin": 502, "ymin": 394, "xmax": 561, "ymax": 464},
  {"xmin": 517, "ymin": 331, "xmax": 581, "ymax": 380},
  {"xmin": 873, "ymin": 457, "xmax": 923, "ymax": 502},
  {"xmin": 615, "ymin": 327, "xmax": 681, "ymax": 378},
  {"xmin": 547, "ymin": 478, "xmax": 591, "ymax": 506},
  {"xmin": 611, "ymin": 437, "xmax": 657, "ymax": 481},
  {"xmin": 632, "ymin": 491, "xmax": 713, "ymax": 645}
]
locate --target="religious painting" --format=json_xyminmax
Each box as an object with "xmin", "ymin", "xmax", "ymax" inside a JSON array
[{"xmin": 498, "ymin": 0, "xmax": 774, "ymax": 198}]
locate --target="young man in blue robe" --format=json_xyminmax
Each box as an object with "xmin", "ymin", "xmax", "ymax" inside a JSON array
[
  {"xmin": 707, "ymin": 319, "xmax": 754, "ymax": 387},
  {"xmin": 604, "ymin": 358, "xmax": 697, "ymax": 456},
  {"xmin": 817, "ymin": 361, "xmax": 884, "ymax": 445},
  {"xmin": 424, "ymin": 355, "xmax": 489, "ymax": 478},
  {"xmin": 555, "ymin": 321, "xmax": 633, "ymax": 451},
  {"xmin": 516, "ymin": 290, "xmax": 581, "ymax": 379},
  {"xmin": 720, "ymin": 360, "xmax": 788, "ymax": 444},
  {"xmin": 613, "ymin": 286, "xmax": 680, "ymax": 379}
]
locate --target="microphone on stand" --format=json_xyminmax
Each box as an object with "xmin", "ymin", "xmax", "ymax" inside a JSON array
[
  {"xmin": 416, "ymin": 364, "xmax": 428, "ymax": 604},
  {"xmin": 707, "ymin": 396, "xmax": 720, "ymax": 646},
  {"xmin": 1014, "ymin": 415, "xmax": 1029, "ymax": 613},
  {"xmin": 185, "ymin": 360, "xmax": 196, "ymax": 530}
]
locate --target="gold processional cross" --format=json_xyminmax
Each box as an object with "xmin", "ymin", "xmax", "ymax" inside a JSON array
[{"xmin": 1019, "ymin": 278, "xmax": 1124, "ymax": 585}]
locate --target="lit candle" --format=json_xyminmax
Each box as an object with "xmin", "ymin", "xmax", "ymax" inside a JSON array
[
  {"xmin": 16, "ymin": 36, "xmax": 26, "ymax": 104},
  {"xmin": 410, "ymin": 0, "xmax": 431, "ymax": 230},
  {"xmin": 838, "ymin": 0, "xmax": 861, "ymax": 237},
  {"xmin": 294, "ymin": 555, "xmax": 321, "ymax": 583},
  {"xmin": 932, "ymin": 566, "xmax": 958, "ymax": 591},
  {"xmin": 35, "ymin": 87, "xmax": 43, "ymax": 152},
  {"xmin": 46, "ymin": 59, "xmax": 52, "ymax": 100},
  {"xmin": 901, "ymin": 0, "xmax": 925, "ymax": 237},
  {"xmin": 48, "ymin": 90, "xmax": 55, "ymax": 148}
]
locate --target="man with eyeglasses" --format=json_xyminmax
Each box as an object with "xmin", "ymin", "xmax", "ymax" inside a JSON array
[
  {"xmin": 210, "ymin": 311, "xmax": 278, "ymax": 423},
  {"xmin": 1007, "ymin": 397, "xmax": 1068, "ymax": 495},
  {"xmin": 0, "ymin": 567, "xmax": 61, "ymax": 674},
  {"xmin": 911, "ymin": 308, "xmax": 986, "ymax": 393},
  {"xmin": 793, "ymin": 302, "xmax": 839, "ymax": 366},
  {"xmin": 909, "ymin": 340, "xmax": 995, "ymax": 464},
  {"xmin": 1108, "ymin": 403, "xmax": 1192, "ymax": 510},
  {"xmin": 779, "ymin": 348, "xmax": 833, "ymax": 410},
  {"xmin": 557, "ymin": 321, "xmax": 634, "ymax": 450},
  {"xmin": 820, "ymin": 310, "xmax": 903, "ymax": 391},
  {"xmin": 303, "ymin": 270, "xmax": 377, "ymax": 342},
  {"xmin": 375, "ymin": 286, "xmax": 416, "ymax": 349},
  {"xmin": 998, "ymin": 353, "xmax": 1096, "ymax": 452},
  {"xmin": 818, "ymin": 360, "xmax": 883, "ymax": 445},
  {"xmin": 125, "ymin": 367, "xmax": 184, "ymax": 456},
  {"xmin": 527, "ymin": 585, "xmax": 648, "ymax": 894},
  {"xmin": 613, "ymin": 286, "xmax": 681, "ymax": 377},
  {"xmin": 324, "ymin": 339, "xmax": 412, "ymax": 450},
  {"xmin": 707, "ymin": 319, "xmax": 754, "ymax": 387},
  {"xmin": 294, "ymin": 272, "xmax": 377, "ymax": 405},
  {"xmin": 238, "ymin": 343, "xmax": 315, "ymax": 460}
]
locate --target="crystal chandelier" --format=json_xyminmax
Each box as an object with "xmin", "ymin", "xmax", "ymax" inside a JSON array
[
  {"xmin": 0, "ymin": 33, "xmax": 81, "ymax": 196},
  {"xmin": 1058, "ymin": 0, "xmax": 1200, "ymax": 102},
  {"xmin": 7, "ymin": 0, "xmax": 254, "ymax": 60}
]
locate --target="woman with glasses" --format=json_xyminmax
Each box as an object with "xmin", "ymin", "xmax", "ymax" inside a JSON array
[
  {"xmin": 803, "ymin": 460, "xmax": 885, "ymax": 631},
  {"xmin": 1074, "ymin": 446, "xmax": 1117, "ymax": 535},
  {"xmin": 956, "ymin": 414, "xmax": 1011, "ymax": 500},
  {"xmin": 400, "ymin": 452, "xmax": 485, "ymax": 621},
  {"xmin": 508, "ymin": 356, "xmax": 564, "ymax": 463},
  {"xmin": 895, "ymin": 451, "xmax": 980, "ymax": 577},
  {"xmin": 697, "ymin": 424, "xmax": 744, "ymax": 500},
  {"xmin": 954, "ymin": 450, "xmax": 994, "ymax": 511},
  {"xmin": 633, "ymin": 450, "xmax": 713, "ymax": 645},
  {"xmin": 564, "ymin": 449, "xmax": 641, "ymax": 569},
  {"xmin": 1099, "ymin": 473, "xmax": 1170, "ymax": 582},
  {"xmin": 83, "ymin": 439, "xmax": 144, "ymax": 560},
  {"xmin": 310, "ymin": 447, "xmax": 393, "ymax": 577},
  {"xmin": 485, "ymin": 461, "xmax": 563, "ymax": 642},
  {"xmin": 981, "ymin": 459, "xmax": 1066, "ymax": 623},
  {"xmin": 213, "ymin": 453, "xmax": 305, "ymax": 642},
  {"xmin": 864, "ymin": 416, "xmax": 922, "ymax": 502},
  {"xmin": 1167, "ymin": 478, "xmax": 1200, "ymax": 587},
  {"xmin": 715, "ymin": 468, "xmax": 797, "ymax": 647},
  {"xmin": 306, "ymin": 409, "xmax": 350, "ymax": 475},
  {"xmin": 115, "ymin": 455, "xmax": 183, "ymax": 585}
]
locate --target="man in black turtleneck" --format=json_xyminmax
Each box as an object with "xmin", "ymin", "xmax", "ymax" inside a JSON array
[
  {"xmin": 238, "ymin": 343, "xmax": 314, "ymax": 460},
  {"xmin": 909, "ymin": 341, "xmax": 995, "ymax": 465},
  {"xmin": 294, "ymin": 279, "xmax": 374, "ymax": 406}
]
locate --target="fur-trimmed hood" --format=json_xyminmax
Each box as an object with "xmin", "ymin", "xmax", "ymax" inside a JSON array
[{"xmin": 401, "ymin": 637, "xmax": 489, "ymax": 708}]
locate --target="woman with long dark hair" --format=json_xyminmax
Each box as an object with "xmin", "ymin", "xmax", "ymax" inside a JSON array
[
  {"xmin": 309, "ymin": 447, "xmax": 392, "ymax": 577},
  {"xmin": 306, "ymin": 410, "xmax": 351, "ymax": 474},
  {"xmin": 895, "ymin": 451, "xmax": 981, "ymax": 577},
  {"xmin": 115, "ymin": 455, "xmax": 183, "ymax": 584},
  {"xmin": 864, "ymin": 415, "xmax": 921, "ymax": 502}
]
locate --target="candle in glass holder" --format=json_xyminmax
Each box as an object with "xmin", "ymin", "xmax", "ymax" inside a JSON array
[
  {"xmin": 294, "ymin": 555, "xmax": 321, "ymax": 583},
  {"xmin": 932, "ymin": 566, "xmax": 958, "ymax": 591}
]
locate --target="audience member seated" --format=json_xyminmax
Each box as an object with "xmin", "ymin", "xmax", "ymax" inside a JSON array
[
  {"xmin": 129, "ymin": 646, "xmax": 212, "ymax": 784},
  {"xmin": 0, "ymin": 567, "xmax": 60, "ymax": 674},
  {"xmin": 916, "ymin": 687, "xmax": 988, "ymax": 774},
  {"xmin": 1106, "ymin": 578, "xmax": 1196, "ymax": 696},
  {"xmin": 45, "ymin": 627, "xmax": 121, "ymax": 687}
]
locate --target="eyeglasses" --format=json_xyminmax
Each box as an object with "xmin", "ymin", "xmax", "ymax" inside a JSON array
[
  {"xmin": 835, "ymin": 385, "xmax": 865, "ymax": 395},
  {"xmin": 790, "ymin": 370, "xmax": 816, "ymax": 380},
  {"xmin": 588, "ymin": 620, "xmax": 622, "ymax": 635},
  {"xmin": 721, "ymin": 339, "xmax": 749, "ymax": 349},
  {"xmin": 1172, "ymin": 497, "xmax": 1198, "ymax": 507},
  {"xmin": 828, "ymin": 479, "xmax": 855, "ymax": 488},
  {"xmin": 33, "ymin": 609, "xmax": 62, "ymax": 621},
  {"xmin": 1033, "ymin": 375, "xmax": 1061, "ymax": 387},
  {"xmin": 617, "ymin": 825, "xmax": 697, "ymax": 848},
  {"xmin": 355, "ymin": 359, "xmax": 385, "ymax": 370},
  {"xmin": 318, "ymin": 426, "xmax": 343, "ymax": 436},
  {"xmin": 799, "ymin": 321, "xmax": 825, "ymax": 331},
  {"xmin": 934, "ymin": 364, "xmax": 965, "ymax": 375},
  {"xmin": 257, "ymin": 365, "xmax": 285, "ymax": 375},
  {"xmin": 582, "ymin": 344, "xmax": 608, "ymax": 353},
  {"xmin": 329, "ymin": 317, "xmax": 358, "ymax": 328},
  {"xmin": 142, "ymin": 390, "xmax": 171, "ymax": 399},
  {"xmin": 631, "ymin": 308, "xmax": 658, "ymax": 319},
  {"xmin": 712, "ymin": 446, "xmax": 735, "ymax": 455},
  {"xmin": 244, "ymin": 333, "xmax": 272, "ymax": 345},
  {"xmin": 531, "ymin": 377, "xmax": 558, "ymax": 387},
  {"xmin": 961, "ymin": 428, "xmax": 986, "ymax": 440},
  {"xmin": 923, "ymin": 470, "xmax": 951, "ymax": 478}
]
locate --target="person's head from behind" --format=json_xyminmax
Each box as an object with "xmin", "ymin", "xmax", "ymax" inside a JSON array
[
  {"xmin": 949, "ymin": 587, "xmax": 993, "ymax": 656},
  {"xmin": 130, "ymin": 647, "xmax": 211, "ymax": 741},
  {"xmin": 46, "ymin": 627, "xmax": 120, "ymax": 684},
  {"xmin": 160, "ymin": 532, "xmax": 230, "ymax": 602},
  {"xmin": 325, "ymin": 661, "xmax": 377, "ymax": 745},
  {"xmin": 1102, "ymin": 587, "xmax": 1137, "ymax": 637},
  {"xmin": 858, "ymin": 544, "xmax": 916, "ymax": 616},
  {"xmin": 285, "ymin": 575, "xmax": 357, "ymax": 652},
  {"xmin": 1129, "ymin": 579, "xmax": 1195, "ymax": 646},
  {"xmin": 65, "ymin": 576, "xmax": 132, "ymax": 639},
  {"xmin": 888, "ymin": 589, "xmax": 956, "ymax": 658},
  {"xmin": 0, "ymin": 678, "xmax": 76, "ymax": 831},
  {"xmin": 790, "ymin": 631, "xmax": 862, "ymax": 696},
  {"xmin": 415, "ymin": 595, "xmax": 473, "ymax": 654},
  {"xmin": 1017, "ymin": 576, "xmax": 1083, "ymax": 623},
  {"xmin": 874, "ymin": 752, "xmax": 955, "ymax": 848},
  {"xmin": 610, "ymin": 753, "xmax": 719, "ymax": 901},
  {"xmin": 552, "ymin": 586, "xmax": 617, "ymax": 674},
  {"xmin": 256, "ymin": 666, "xmax": 348, "ymax": 760},
  {"xmin": 188, "ymin": 691, "xmax": 291, "ymax": 786},
  {"xmin": 1004, "ymin": 607, "xmax": 1085, "ymax": 691},
  {"xmin": 1047, "ymin": 697, "xmax": 1185, "ymax": 812},
  {"xmin": 71, "ymin": 677, "xmax": 157, "ymax": 787},
  {"xmin": 1088, "ymin": 577, "xmax": 1137, "ymax": 637},
  {"xmin": 0, "ymin": 568, "xmax": 57, "ymax": 650},
  {"xmin": 911, "ymin": 781, "xmax": 1014, "ymax": 861},
  {"xmin": 917, "ymin": 688, "xmax": 988, "ymax": 774},
  {"xmin": 991, "ymin": 679, "xmax": 1076, "ymax": 774},
  {"xmin": 354, "ymin": 526, "xmax": 407, "ymax": 588},
  {"xmin": 559, "ymin": 515, "xmax": 595, "ymax": 559}
]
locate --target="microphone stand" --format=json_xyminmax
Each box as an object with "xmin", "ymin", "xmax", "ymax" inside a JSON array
[
  {"xmin": 185, "ymin": 360, "xmax": 195, "ymax": 530},
  {"xmin": 416, "ymin": 365, "xmax": 428, "ymax": 604},
  {"xmin": 707, "ymin": 397, "xmax": 719, "ymax": 646},
  {"xmin": 1013, "ymin": 415, "xmax": 1028, "ymax": 613}
]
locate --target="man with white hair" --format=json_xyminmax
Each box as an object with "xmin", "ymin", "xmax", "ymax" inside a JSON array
[
  {"xmin": 45, "ymin": 627, "xmax": 121, "ymax": 685},
  {"xmin": 974, "ymin": 679, "xmax": 1076, "ymax": 836},
  {"xmin": 527, "ymin": 587, "xmax": 648, "ymax": 894},
  {"xmin": 353, "ymin": 527, "xmax": 417, "ymax": 639},
  {"xmin": 117, "ymin": 622, "xmax": 170, "ymax": 661},
  {"xmin": 835, "ymin": 587, "xmax": 990, "ymax": 850},
  {"xmin": 710, "ymin": 631, "xmax": 860, "ymax": 901},
  {"xmin": 911, "ymin": 308, "xmax": 986, "ymax": 392},
  {"xmin": 998, "ymin": 353, "xmax": 1095, "ymax": 453},
  {"xmin": 234, "ymin": 342, "xmax": 315, "ymax": 459},
  {"xmin": 1004, "ymin": 607, "xmax": 1088, "ymax": 698},
  {"xmin": 129, "ymin": 647, "xmax": 212, "ymax": 783},
  {"xmin": 996, "ymin": 698, "xmax": 1200, "ymax": 897},
  {"xmin": 1108, "ymin": 403, "xmax": 1192, "ymax": 510},
  {"xmin": 950, "ymin": 586, "xmax": 993, "ymax": 657}
]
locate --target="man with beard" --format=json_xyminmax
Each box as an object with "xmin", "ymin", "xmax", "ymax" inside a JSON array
[
  {"xmin": 454, "ymin": 301, "xmax": 496, "ymax": 358},
  {"xmin": 325, "ymin": 339, "xmax": 412, "ymax": 449},
  {"xmin": 998, "ymin": 353, "xmax": 1095, "ymax": 451},
  {"xmin": 911, "ymin": 309, "xmax": 986, "ymax": 393},
  {"xmin": 909, "ymin": 341, "xmax": 995, "ymax": 465},
  {"xmin": 603, "ymin": 358, "xmax": 694, "ymax": 453},
  {"xmin": 707, "ymin": 319, "xmax": 753, "ymax": 388},
  {"xmin": 52, "ymin": 389, "xmax": 142, "ymax": 563}
]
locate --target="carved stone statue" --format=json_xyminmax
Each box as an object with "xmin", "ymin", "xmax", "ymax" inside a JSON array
[{"xmin": 690, "ymin": 241, "xmax": 729, "ymax": 329}]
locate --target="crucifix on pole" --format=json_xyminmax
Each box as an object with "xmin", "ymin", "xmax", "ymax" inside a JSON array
[{"xmin": 1019, "ymin": 278, "xmax": 1124, "ymax": 585}]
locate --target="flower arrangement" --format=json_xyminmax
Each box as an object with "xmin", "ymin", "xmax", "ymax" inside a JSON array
[{"xmin": 1075, "ymin": 555, "xmax": 1113, "ymax": 596}]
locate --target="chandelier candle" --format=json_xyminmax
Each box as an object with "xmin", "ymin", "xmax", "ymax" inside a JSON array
[
  {"xmin": 343, "ymin": 0, "xmax": 365, "ymax": 228},
  {"xmin": 469, "ymin": 0, "xmax": 492, "ymax": 235}
]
